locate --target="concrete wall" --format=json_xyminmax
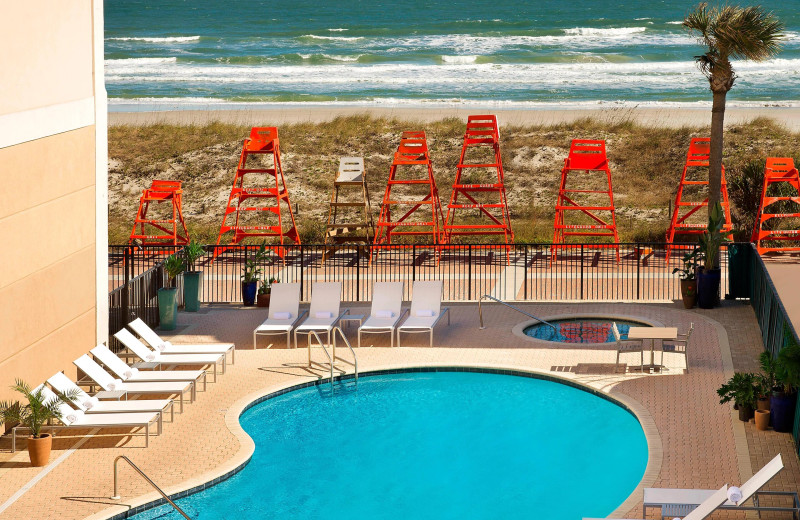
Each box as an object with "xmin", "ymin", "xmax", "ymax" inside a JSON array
[{"xmin": 0, "ymin": 1, "xmax": 107, "ymax": 403}]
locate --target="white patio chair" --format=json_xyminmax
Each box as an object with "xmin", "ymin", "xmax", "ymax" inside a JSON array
[
  {"xmin": 253, "ymin": 282, "xmax": 307, "ymax": 348},
  {"xmin": 644, "ymin": 455, "xmax": 798, "ymax": 517},
  {"xmin": 74, "ymin": 354, "xmax": 194, "ymax": 412},
  {"xmin": 613, "ymin": 322, "xmax": 644, "ymax": 374},
  {"xmin": 358, "ymin": 282, "xmax": 406, "ymax": 348},
  {"xmin": 47, "ymin": 372, "xmax": 174, "ymax": 422},
  {"xmin": 128, "ymin": 317, "xmax": 235, "ymax": 364},
  {"xmin": 12, "ymin": 386, "xmax": 162, "ymax": 452},
  {"xmin": 294, "ymin": 282, "xmax": 348, "ymax": 349},
  {"xmin": 397, "ymin": 280, "xmax": 450, "ymax": 347},
  {"xmin": 91, "ymin": 344, "xmax": 207, "ymax": 391},
  {"xmin": 585, "ymin": 484, "xmax": 729, "ymax": 520},
  {"xmin": 660, "ymin": 322, "xmax": 693, "ymax": 372},
  {"xmin": 114, "ymin": 328, "xmax": 225, "ymax": 381}
]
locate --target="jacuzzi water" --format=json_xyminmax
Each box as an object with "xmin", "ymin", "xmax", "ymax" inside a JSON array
[
  {"xmin": 524, "ymin": 318, "xmax": 650, "ymax": 343},
  {"xmin": 131, "ymin": 371, "xmax": 648, "ymax": 519}
]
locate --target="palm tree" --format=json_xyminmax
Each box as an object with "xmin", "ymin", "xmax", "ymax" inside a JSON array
[{"xmin": 683, "ymin": 3, "xmax": 784, "ymax": 257}]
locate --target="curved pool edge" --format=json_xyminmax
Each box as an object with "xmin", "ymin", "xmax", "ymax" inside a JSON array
[
  {"xmin": 88, "ymin": 364, "xmax": 662, "ymax": 520},
  {"xmin": 511, "ymin": 312, "xmax": 665, "ymax": 346}
]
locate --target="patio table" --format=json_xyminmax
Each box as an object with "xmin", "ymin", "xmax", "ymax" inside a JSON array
[{"xmin": 627, "ymin": 327, "xmax": 677, "ymax": 373}]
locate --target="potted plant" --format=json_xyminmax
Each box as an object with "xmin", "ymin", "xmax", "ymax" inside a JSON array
[
  {"xmin": 182, "ymin": 240, "xmax": 205, "ymax": 313},
  {"xmin": 257, "ymin": 277, "xmax": 279, "ymax": 308},
  {"xmin": 697, "ymin": 201, "xmax": 730, "ymax": 309},
  {"xmin": 158, "ymin": 253, "xmax": 185, "ymax": 330},
  {"xmin": 757, "ymin": 351, "xmax": 777, "ymax": 411},
  {"xmin": 673, "ymin": 251, "xmax": 698, "ymax": 309},
  {"xmin": 0, "ymin": 380, "xmax": 79, "ymax": 467},
  {"xmin": 772, "ymin": 341, "xmax": 800, "ymax": 433},
  {"xmin": 717, "ymin": 372, "xmax": 758, "ymax": 422},
  {"xmin": 241, "ymin": 243, "xmax": 270, "ymax": 306}
]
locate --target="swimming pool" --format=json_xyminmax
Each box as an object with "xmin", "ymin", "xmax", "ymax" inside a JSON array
[
  {"xmin": 524, "ymin": 318, "xmax": 650, "ymax": 343},
  {"xmin": 130, "ymin": 371, "xmax": 648, "ymax": 519}
]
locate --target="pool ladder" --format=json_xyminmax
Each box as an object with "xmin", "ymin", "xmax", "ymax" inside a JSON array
[
  {"xmin": 477, "ymin": 294, "xmax": 557, "ymax": 330},
  {"xmin": 111, "ymin": 455, "xmax": 191, "ymax": 519},
  {"xmin": 307, "ymin": 326, "xmax": 358, "ymax": 386}
]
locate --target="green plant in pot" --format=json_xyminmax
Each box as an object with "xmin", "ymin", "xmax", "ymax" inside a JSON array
[
  {"xmin": 182, "ymin": 240, "xmax": 205, "ymax": 313},
  {"xmin": 257, "ymin": 277, "xmax": 279, "ymax": 308},
  {"xmin": 717, "ymin": 372, "xmax": 758, "ymax": 422},
  {"xmin": 158, "ymin": 253, "xmax": 185, "ymax": 330},
  {"xmin": 772, "ymin": 339, "xmax": 800, "ymax": 433},
  {"xmin": 697, "ymin": 201, "xmax": 730, "ymax": 309},
  {"xmin": 241, "ymin": 243, "xmax": 271, "ymax": 306},
  {"xmin": 0, "ymin": 380, "xmax": 79, "ymax": 467},
  {"xmin": 673, "ymin": 250, "xmax": 698, "ymax": 309}
]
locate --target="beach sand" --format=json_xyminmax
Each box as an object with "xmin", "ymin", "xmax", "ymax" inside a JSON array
[{"xmin": 108, "ymin": 106, "xmax": 800, "ymax": 131}]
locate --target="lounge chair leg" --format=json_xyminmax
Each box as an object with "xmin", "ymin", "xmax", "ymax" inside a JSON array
[
  {"xmin": 430, "ymin": 331, "xmax": 433, "ymax": 348},
  {"xmin": 157, "ymin": 413, "xmax": 163, "ymax": 435},
  {"xmin": 253, "ymin": 331, "xmax": 257, "ymax": 349},
  {"xmin": 358, "ymin": 331, "xmax": 361, "ymax": 349},
  {"xmin": 397, "ymin": 331, "xmax": 401, "ymax": 348},
  {"xmin": 231, "ymin": 347, "xmax": 235, "ymax": 364},
  {"xmin": 169, "ymin": 401, "xmax": 174, "ymax": 422},
  {"xmin": 222, "ymin": 356, "xmax": 227, "ymax": 375},
  {"xmin": 145, "ymin": 423, "xmax": 149, "ymax": 448},
  {"xmin": 190, "ymin": 381, "xmax": 196, "ymax": 402},
  {"xmin": 202, "ymin": 372, "xmax": 207, "ymax": 392},
  {"xmin": 213, "ymin": 362, "xmax": 218, "ymax": 383}
]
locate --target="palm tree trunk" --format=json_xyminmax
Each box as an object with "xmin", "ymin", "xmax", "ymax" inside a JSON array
[{"xmin": 708, "ymin": 89, "xmax": 726, "ymax": 212}]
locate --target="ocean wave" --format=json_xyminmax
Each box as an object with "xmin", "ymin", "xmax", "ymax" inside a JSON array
[
  {"xmin": 106, "ymin": 57, "xmax": 178, "ymax": 64},
  {"xmin": 563, "ymin": 27, "xmax": 647, "ymax": 36},
  {"xmin": 298, "ymin": 53, "xmax": 363, "ymax": 62},
  {"xmin": 665, "ymin": 21, "xmax": 683, "ymax": 25},
  {"xmin": 106, "ymin": 36, "xmax": 200, "ymax": 43},
  {"xmin": 327, "ymin": 28, "xmax": 349, "ymax": 32},
  {"xmin": 298, "ymin": 34, "xmax": 364, "ymax": 41},
  {"xmin": 441, "ymin": 55, "xmax": 479, "ymax": 64}
]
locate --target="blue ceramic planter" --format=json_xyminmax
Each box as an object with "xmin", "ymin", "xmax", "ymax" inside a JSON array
[{"xmin": 241, "ymin": 281, "xmax": 258, "ymax": 306}]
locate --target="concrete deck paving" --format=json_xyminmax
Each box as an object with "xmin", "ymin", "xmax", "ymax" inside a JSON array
[{"xmin": 0, "ymin": 300, "xmax": 797, "ymax": 519}]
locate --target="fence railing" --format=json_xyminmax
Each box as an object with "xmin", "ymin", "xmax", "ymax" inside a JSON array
[
  {"xmin": 748, "ymin": 244, "xmax": 800, "ymax": 450},
  {"xmin": 108, "ymin": 242, "xmax": 739, "ymax": 304}
]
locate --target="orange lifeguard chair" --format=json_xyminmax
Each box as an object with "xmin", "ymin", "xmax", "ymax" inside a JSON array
[
  {"xmin": 752, "ymin": 157, "xmax": 800, "ymax": 254},
  {"xmin": 552, "ymin": 139, "xmax": 620, "ymax": 262},
  {"xmin": 373, "ymin": 131, "xmax": 445, "ymax": 251},
  {"xmin": 215, "ymin": 127, "xmax": 300, "ymax": 257},
  {"xmin": 128, "ymin": 180, "xmax": 189, "ymax": 248},
  {"xmin": 665, "ymin": 137, "xmax": 732, "ymax": 261},
  {"xmin": 443, "ymin": 115, "xmax": 514, "ymax": 256}
]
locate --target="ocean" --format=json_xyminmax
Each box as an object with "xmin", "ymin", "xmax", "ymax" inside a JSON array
[{"xmin": 105, "ymin": 0, "xmax": 800, "ymax": 111}]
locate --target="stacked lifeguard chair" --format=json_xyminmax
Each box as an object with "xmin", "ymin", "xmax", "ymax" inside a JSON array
[
  {"xmin": 751, "ymin": 157, "xmax": 800, "ymax": 254},
  {"xmin": 443, "ymin": 115, "xmax": 514, "ymax": 254},
  {"xmin": 552, "ymin": 139, "xmax": 620, "ymax": 261},
  {"xmin": 128, "ymin": 180, "xmax": 189, "ymax": 248},
  {"xmin": 373, "ymin": 131, "xmax": 446, "ymax": 250},
  {"xmin": 215, "ymin": 127, "xmax": 300, "ymax": 257},
  {"xmin": 665, "ymin": 137, "xmax": 732, "ymax": 261},
  {"xmin": 323, "ymin": 157, "xmax": 374, "ymax": 262}
]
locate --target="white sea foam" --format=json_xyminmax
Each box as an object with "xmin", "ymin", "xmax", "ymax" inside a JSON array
[
  {"xmin": 563, "ymin": 27, "xmax": 647, "ymax": 36},
  {"xmin": 666, "ymin": 21, "xmax": 683, "ymax": 25},
  {"xmin": 327, "ymin": 28, "xmax": 349, "ymax": 32},
  {"xmin": 299, "ymin": 34, "xmax": 364, "ymax": 41},
  {"xmin": 107, "ymin": 36, "xmax": 200, "ymax": 43},
  {"xmin": 106, "ymin": 57, "xmax": 178, "ymax": 65},
  {"xmin": 441, "ymin": 55, "xmax": 479, "ymax": 64},
  {"xmin": 298, "ymin": 53, "xmax": 363, "ymax": 62}
]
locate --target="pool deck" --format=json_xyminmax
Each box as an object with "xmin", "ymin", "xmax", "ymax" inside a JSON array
[{"xmin": 0, "ymin": 300, "xmax": 798, "ymax": 519}]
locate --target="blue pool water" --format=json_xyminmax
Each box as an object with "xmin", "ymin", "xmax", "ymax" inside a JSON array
[
  {"xmin": 525, "ymin": 318, "xmax": 649, "ymax": 343},
  {"xmin": 132, "ymin": 371, "xmax": 647, "ymax": 519}
]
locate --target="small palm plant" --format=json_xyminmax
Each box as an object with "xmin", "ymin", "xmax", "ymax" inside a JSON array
[
  {"xmin": 163, "ymin": 253, "xmax": 185, "ymax": 288},
  {"xmin": 683, "ymin": 3, "xmax": 784, "ymax": 224},
  {"xmin": 183, "ymin": 240, "xmax": 205, "ymax": 273}
]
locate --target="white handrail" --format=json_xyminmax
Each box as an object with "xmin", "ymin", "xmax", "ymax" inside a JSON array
[
  {"xmin": 332, "ymin": 326, "xmax": 358, "ymax": 384},
  {"xmin": 111, "ymin": 455, "xmax": 191, "ymax": 519},
  {"xmin": 307, "ymin": 330, "xmax": 334, "ymax": 386},
  {"xmin": 477, "ymin": 294, "xmax": 557, "ymax": 330}
]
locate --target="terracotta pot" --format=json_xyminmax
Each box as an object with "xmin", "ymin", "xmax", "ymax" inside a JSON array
[
  {"xmin": 680, "ymin": 279, "xmax": 697, "ymax": 309},
  {"xmin": 27, "ymin": 433, "xmax": 52, "ymax": 467},
  {"xmin": 256, "ymin": 293, "xmax": 271, "ymax": 308},
  {"xmin": 757, "ymin": 397, "xmax": 771, "ymax": 412},
  {"xmin": 755, "ymin": 410, "xmax": 770, "ymax": 431}
]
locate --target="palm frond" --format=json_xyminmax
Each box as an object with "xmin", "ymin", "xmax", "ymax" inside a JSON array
[
  {"xmin": 714, "ymin": 5, "xmax": 784, "ymax": 61},
  {"xmin": 683, "ymin": 2, "xmax": 713, "ymax": 45}
]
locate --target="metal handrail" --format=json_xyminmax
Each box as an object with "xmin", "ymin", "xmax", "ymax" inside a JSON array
[
  {"xmin": 111, "ymin": 455, "xmax": 191, "ymax": 519},
  {"xmin": 307, "ymin": 330, "xmax": 334, "ymax": 386},
  {"xmin": 332, "ymin": 326, "xmax": 358, "ymax": 384},
  {"xmin": 478, "ymin": 294, "xmax": 557, "ymax": 330}
]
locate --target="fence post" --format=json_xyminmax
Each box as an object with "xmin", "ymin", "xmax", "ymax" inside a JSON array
[
  {"xmin": 524, "ymin": 246, "xmax": 528, "ymax": 300},
  {"xmin": 356, "ymin": 246, "xmax": 361, "ymax": 302},
  {"xmin": 468, "ymin": 245, "xmax": 472, "ymax": 300},
  {"xmin": 299, "ymin": 245, "xmax": 304, "ymax": 299},
  {"xmin": 123, "ymin": 246, "xmax": 131, "ymax": 324},
  {"xmin": 580, "ymin": 244, "xmax": 584, "ymax": 300},
  {"xmin": 412, "ymin": 244, "xmax": 416, "ymax": 282},
  {"xmin": 637, "ymin": 244, "xmax": 641, "ymax": 300}
]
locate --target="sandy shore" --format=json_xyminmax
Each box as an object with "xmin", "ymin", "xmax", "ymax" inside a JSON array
[{"xmin": 108, "ymin": 106, "xmax": 800, "ymax": 130}]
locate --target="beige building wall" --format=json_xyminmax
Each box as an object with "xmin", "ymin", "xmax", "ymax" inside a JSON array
[{"xmin": 0, "ymin": 1, "xmax": 107, "ymax": 404}]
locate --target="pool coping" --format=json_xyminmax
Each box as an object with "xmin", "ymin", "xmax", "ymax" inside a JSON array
[
  {"xmin": 511, "ymin": 312, "xmax": 664, "ymax": 346},
  {"xmin": 86, "ymin": 364, "xmax": 663, "ymax": 520}
]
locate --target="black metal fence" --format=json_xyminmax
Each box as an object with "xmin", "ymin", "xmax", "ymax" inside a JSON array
[{"xmin": 748, "ymin": 245, "xmax": 800, "ymax": 451}]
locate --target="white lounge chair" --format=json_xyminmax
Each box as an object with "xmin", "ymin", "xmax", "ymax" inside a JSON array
[
  {"xmin": 128, "ymin": 317, "xmax": 236, "ymax": 364},
  {"xmin": 91, "ymin": 344, "xmax": 207, "ymax": 391},
  {"xmin": 397, "ymin": 280, "xmax": 450, "ymax": 347},
  {"xmin": 294, "ymin": 282, "xmax": 347, "ymax": 348},
  {"xmin": 12, "ymin": 386, "xmax": 162, "ymax": 452},
  {"xmin": 253, "ymin": 282, "xmax": 307, "ymax": 348},
  {"xmin": 358, "ymin": 282, "xmax": 406, "ymax": 348},
  {"xmin": 644, "ymin": 455, "xmax": 798, "ymax": 517},
  {"xmin": 47, "ymin": 372, "xmax": 174, "ymax": 422},
  {"xmin": 74, "ymin": 354, "xmax": 194, "ymax": 412},
  {"xmin": 114, "ymin": 329, "xmax": 226, "ymax": 381},
  {"xmin": 585, "ymin": 484, "xmax": 730, "ymax": 520}
]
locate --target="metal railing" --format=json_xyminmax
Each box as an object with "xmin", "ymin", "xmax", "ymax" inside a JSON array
[
  {"xmin": 111, "ymin": 455, "xmax": 191, "ymax": 519},
  {"xmin": 307, "ymin": 331, "xmax": 334, "ymax": 386},
  {"xmin": 332, "ymin": 326, "xmax": 358, "ymax": 384},
  {"xmin": 477, "ymin": 294, "xmax": 557, "ymax": 330}
]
